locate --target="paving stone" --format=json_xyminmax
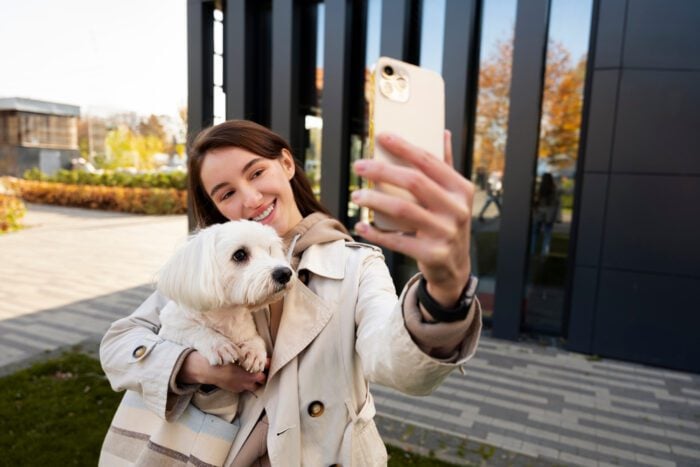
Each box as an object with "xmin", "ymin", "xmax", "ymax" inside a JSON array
[{"xmin": 2, "ymin": 204, "xmax": 699, "ymax": 467}]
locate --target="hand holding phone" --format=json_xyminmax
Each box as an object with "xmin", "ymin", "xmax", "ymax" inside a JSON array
[{"xmin": 365, "ymin": 57, "xmax": 445, "ymax": 232}]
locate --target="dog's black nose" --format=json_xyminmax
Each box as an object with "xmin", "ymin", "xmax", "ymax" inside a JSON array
[{"xmin": 272, "ymin": 267, "xmax": 292, "ymax": 285}]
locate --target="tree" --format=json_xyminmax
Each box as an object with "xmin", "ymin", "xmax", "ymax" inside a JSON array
[{"xmin": 472, "ymin": 37, "xmax": 586, "ymax": 176}]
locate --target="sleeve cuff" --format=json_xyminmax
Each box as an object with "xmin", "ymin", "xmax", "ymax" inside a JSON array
[{"xmin": 402, "ymin": 273, "xmax": 482, "ymax": 361}]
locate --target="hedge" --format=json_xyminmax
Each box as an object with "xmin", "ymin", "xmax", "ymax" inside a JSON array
[
  {"xmin": 0, "ymin": 193, "xmax": 26, "ymax": 233},
  {"xmin": 6, "ymin": 178, "xmax": 187, "ymax": 215},
  {"xmin": 23, "ymin": 167, "xmax": 187, "ymax": 190}
]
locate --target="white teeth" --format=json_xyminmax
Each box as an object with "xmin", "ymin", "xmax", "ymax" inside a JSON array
[{"xmin": 251, "ymin": 202, "xmax": 274, "ymax": 222}]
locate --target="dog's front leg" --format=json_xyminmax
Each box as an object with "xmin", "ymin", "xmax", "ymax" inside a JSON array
[{"xmin": 159, "ymin": 302, "xmax": 241, "ymax": 366}]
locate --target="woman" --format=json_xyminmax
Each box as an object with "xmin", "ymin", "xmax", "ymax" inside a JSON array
[
  {"xmin": 99, "ymin": 120, "xmax": 481, "ymax": 466},
  {"xmin": 531, "ymin": 172, "xmax": 560, "ymax": 256}
]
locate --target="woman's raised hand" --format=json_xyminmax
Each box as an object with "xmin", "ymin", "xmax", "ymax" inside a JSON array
[{"xmin": 352, "ymin": 131, "xmax": 475, "ymax": 307}]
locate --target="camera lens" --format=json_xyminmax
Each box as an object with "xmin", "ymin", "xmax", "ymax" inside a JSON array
[{"xmin": 382, "ymin": 65, "xmax": 394, "ymax": 77}]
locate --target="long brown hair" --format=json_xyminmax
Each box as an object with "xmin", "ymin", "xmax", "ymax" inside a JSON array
[{"xmin": 187, "ymin": 120, "xmax": 330, "ymax": 228}]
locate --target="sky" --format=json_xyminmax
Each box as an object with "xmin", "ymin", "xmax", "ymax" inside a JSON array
[
  {"xmin": 0, "ymin": 0, "xmax": 187, "ymax": 118},
  {"xmin": 0, "ymin": 0, "xmax": 591, "ymax": 120}
]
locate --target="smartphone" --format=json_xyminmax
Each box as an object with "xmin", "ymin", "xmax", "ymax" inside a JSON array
[{"xmin": 366, "ymin": 56, "xmax": 445, "ymax": 232}]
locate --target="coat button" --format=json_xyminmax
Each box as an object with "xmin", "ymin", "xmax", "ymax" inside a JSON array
[
  {"xmin": 307, "ymin": 401, "xmax": 324, "ymax": 417},
  {"xmin": 132, "ymin": 345, "xmax": 147, "ymax": 358}
]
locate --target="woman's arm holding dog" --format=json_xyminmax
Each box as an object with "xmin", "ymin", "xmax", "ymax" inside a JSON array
[
  {"xmin": 177, "ymin": 351, "xmax": 266, "ymax": 393},
  {"xmin": 100, "ymin": 291, "xmax": 198, "ymax": 420}
]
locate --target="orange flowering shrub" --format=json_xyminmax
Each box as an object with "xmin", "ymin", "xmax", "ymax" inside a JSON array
[
  {"xmin": 0, "ymin": 193, "xmax": 26, "ymax": 233},
  {"xmin": 9, "ymin": 178, "xmax": 187, "ymax": 215}
]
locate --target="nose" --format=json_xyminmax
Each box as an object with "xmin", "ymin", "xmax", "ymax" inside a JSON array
[
  {"xmin": 241, "ymin": 185, "xmax": 262, "ymax": 208},
  {"xmin": 272, "ymin": 267, "xmax": 292, "ymax": 285}
]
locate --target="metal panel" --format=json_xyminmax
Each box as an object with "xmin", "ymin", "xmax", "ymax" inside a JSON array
[
  {"xmin": 612, "ymin": 70, "xmax": 700, "ymax": 175},
  {"xmin": 187, "ymin": 0, "xmax": 215, "ymax": 140},
  {"xmin": 574, "ymin": 174, "xmax": 609, "ymax": 268},
  {"xmin": 624, "ymin": 0, "xmax": 700, "ymax": 70},
  {"xmin": 380, "ymin": 0, "xmax": 421, "ymax": 64},
  {"xmin": 594, "ymin": 269, "xmax": 700, "ymax": 373},
  {"xmin": 582, "ymin": 70, "xmax": 619, "ymax": 173},
  {"xmin": 593, "ymin": 0, "xmax": 626, "ymax": 69},
  {"xmin": 603, "ymin": 174, "xmax": 700, "ymax": 278},
  {"xmin": 320, "ymin": 0, "xmax": 351, "ymax": 221},
  {"xmin": 187, "ymin": 0, "xmax": 215, "ymax": 231},
  {"xmin": 270, "ymin": 0, "xmax": 296, "ymax": 145},
  {"xmin": 442, "ymin": 0, "xmax": 480, "ymax": 176},
  {"xmin": 565, "ymin": 266, "xmax": 598, "ymax": 353},
  {"xmin": 224, "ymin": 0, "xmax": 246, "ymax": 119},
  {"xmin": 491, "ymin": 0, "xmax": 550, "ymax": 340}
]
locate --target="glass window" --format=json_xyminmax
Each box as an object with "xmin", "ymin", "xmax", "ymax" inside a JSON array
[
  {"xmin": 471, "ymin": 0, "xmax": 518, "ymax": 322},
  {"xmin": 419, "ymin": 0, "xmax": 446, "ymax": 74},
  {"xmin": 213, "ymin": 8, "xmax": 225, "ymax": 125},
  {"xmin": 300, "ymin": 1, "xmax": 325, "ymax": 200},
  {"xmin": 523, "ymin": 0, "xmax": 593, "ymax": 335},
  {"xmin": 346, "ymin": 0, "xmax": 381, "ymax": 229}
]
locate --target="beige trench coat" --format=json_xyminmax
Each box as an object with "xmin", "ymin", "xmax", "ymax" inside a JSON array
[{"xmin": 100, "ymin": 240, "xmax": 481, "ymax": 466}]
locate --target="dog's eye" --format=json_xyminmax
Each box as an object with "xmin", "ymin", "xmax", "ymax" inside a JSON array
[{"xmin": 231, "ymin": 248, "xmax": 248, "ymax": 262}]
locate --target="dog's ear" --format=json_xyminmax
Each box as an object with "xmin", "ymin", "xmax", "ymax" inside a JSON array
[{"xmin": 157, "ymin": 226, "xmax": 225, "ymax": 311}]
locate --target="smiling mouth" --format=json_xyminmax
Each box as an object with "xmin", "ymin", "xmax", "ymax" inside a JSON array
[{"xmin": 250, "ymin": 200, "xmax": 275, "ymax": 222}]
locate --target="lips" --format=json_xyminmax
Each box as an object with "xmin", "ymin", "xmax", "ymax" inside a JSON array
[{"xmin": 250, "ymin": 199, "xmax": 275, "ymax": 222}]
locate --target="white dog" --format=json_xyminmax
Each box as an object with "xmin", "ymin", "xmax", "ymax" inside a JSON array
[{"xmin": 157, "ymin": 220, "xmax": 295, "ymax": 375}]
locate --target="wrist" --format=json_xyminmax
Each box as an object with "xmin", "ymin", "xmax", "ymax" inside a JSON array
[
  {"xmin": 178, "ymin": 351, "xmax": 208, "ymax": 385},
  {"xmin": 417, "ymin": 275, "xmax": 479, "ymax": 323}
]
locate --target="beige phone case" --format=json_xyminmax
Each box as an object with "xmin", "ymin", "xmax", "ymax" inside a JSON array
[{"xmin": 367, "ymin": 56, "xmax": 445, "ymax": 232}]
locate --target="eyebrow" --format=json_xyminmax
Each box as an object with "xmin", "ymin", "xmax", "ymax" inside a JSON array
[{"xmin": 209, "ymin": 157, "xmax": 265, "ymax": 198}]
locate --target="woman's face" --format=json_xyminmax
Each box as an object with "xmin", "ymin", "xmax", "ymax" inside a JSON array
[{"xmin": 200, "ymin": 146, "xmax": 303, "ymax": 236}]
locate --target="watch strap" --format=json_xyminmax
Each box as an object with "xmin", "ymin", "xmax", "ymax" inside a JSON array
[{"xmin": 416, "ymin": 275, "xmax": 478, "ymax": 323}]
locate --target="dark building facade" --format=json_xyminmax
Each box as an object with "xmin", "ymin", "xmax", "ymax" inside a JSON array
[
  {"xmin": 187, "ymin": 0, "xmax": 700, "ymax": 373},
  {"xmin": 0, "ymin": 97, "xmax": 80, "ymax": 176}
]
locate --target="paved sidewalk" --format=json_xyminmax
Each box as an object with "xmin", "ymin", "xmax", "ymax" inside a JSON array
[{"xmin": 1, "ymin": 204, "xmax": 699, "ymax": 466}]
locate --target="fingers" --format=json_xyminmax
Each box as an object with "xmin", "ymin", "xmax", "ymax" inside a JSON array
[
  {"xmin": 376, "ymin": 133, "xmax": 467, "ymax": 191},
  {"xmin": 354, "ymin": 222, "xmax": 449, "ymax": 265},
  {"xmin": 444, "ymin": 130, "xmax": 454, "ymax": 168},
  {"xmin": 351, "ymin": 188, "xmax": 455, "ymax": 238},
  {"xmin": 353, "ymin": 159, "xmax": 468, "ymax": 217}
]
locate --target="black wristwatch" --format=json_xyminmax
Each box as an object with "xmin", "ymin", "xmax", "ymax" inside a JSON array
[{"xmin": 417, "ymin": 275, "xmax": 479, "ymax": 323}]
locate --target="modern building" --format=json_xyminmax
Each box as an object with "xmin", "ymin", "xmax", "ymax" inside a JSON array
[
  {"xmin": 0, "ymin": 97, "xmax": 80, "ymax": 176},
  {"xmin": 186, "ymin": 0, "xmax": 700, "ymax": 373}
]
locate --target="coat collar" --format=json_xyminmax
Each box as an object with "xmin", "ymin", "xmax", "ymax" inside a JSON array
[
  {"xmin": 267, "ymin": 277, "xmax": 334, "ymax": 381},
  {"xmin": 296, "ymin": 239, "xmax": 346, "ymax": 279}
]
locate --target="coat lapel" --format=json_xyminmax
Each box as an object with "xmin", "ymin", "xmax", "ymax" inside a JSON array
[
  {"xmin": 267, "ymin": 278, "xmax": 333, "ymax": 381},
  {"xmin": 266, "ymin": 240, "xmax": 346, "ymax": 381}
]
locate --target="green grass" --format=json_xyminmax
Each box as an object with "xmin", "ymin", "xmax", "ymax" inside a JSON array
[
  {"xmin": 387, "ymin": 444, "xmax": 459, "ymax": 466},
  {"xmin": 1, "ymin": 352, "xmax": 459, "ymax": 466},
  {"xmin": 0, "ymin": 351, "xmax": 123, "ymax": 466}
]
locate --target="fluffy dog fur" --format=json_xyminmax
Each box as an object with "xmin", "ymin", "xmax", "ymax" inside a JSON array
[{"xmin": 157, "ymin": 220, "xmax": 295, "ymax": 374}]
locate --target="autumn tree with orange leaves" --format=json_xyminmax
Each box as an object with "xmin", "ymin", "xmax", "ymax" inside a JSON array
[{"xmin": 472, "ymin": 38, "xmax": 586, "ymax": 177}]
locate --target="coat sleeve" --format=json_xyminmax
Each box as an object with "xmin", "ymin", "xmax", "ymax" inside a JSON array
[
  {"xmin": 99, "ymin": 291, "xmax": 199, "ymax": 421},
  {"xmin": 354, "ymin": 250, "xmax": 482, "ymax": 396}
]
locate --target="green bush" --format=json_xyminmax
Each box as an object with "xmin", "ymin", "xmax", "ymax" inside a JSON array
[{"xmin": 23, "ymin": 168, "xmax": 187, "ymax": 190}]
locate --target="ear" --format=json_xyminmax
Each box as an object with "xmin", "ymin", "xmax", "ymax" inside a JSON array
[
  {"xmin": 157, "ymin": 228, "xmax": 224, "ymax": 311},
  {"xmin": 279, "ymin": 148, "xmax": 296, "ymax": 181}
]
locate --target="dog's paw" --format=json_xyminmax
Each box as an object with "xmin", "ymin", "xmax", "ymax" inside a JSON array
[
  {"xmin": 239, "ymin": 338, "xmax": 267, "ymax": 373},
  {"xmin": 198, "ymin": 338, "xmax": 241, "ymax": 366}
]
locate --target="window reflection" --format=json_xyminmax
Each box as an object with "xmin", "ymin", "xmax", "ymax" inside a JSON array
[
  {"xmin": 524, "ymin": 0, "xmax": 593, "ymax": 335},
  {"xmin": 301, "ymin": 2, "xmax": 324, "ymax": 200},
  {"xmin": 471, "ymin": 0, "xmax": 518, "ymax": 320},
  {"xmin": 213, "ymin": 8, "xmax": 225, "ymax": 125},
  {"xmin": 347, "ymin": 0, "xmax": 381, "ymax": 227}
]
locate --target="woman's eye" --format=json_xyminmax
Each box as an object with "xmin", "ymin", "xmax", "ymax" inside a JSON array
[
  {"xmin": 251, "ymin": 169, "xmax": 264, "ymax": 179},
  {"xmin": 221, "ymin": 190, "xmax": 234, "ymax": 201}
]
